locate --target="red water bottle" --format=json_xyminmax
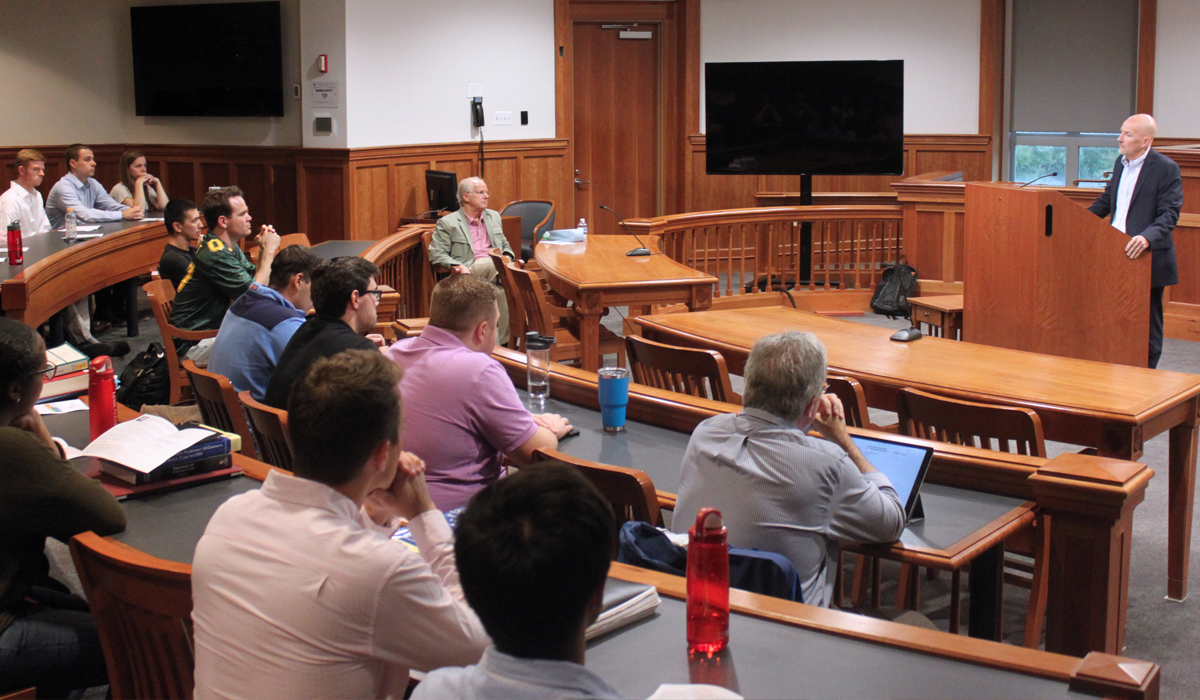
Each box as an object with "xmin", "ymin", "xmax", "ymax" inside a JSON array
[
  {"xmin": 88, "ymin": 356, "xmax": 117, "ymax": 440},
  {"xmin": 6, "ymin": 220, "xmax": 22, "ymax": 265},
  {"xmin": 687, "ymin": 507, "xmax": 730, "ymax": 654}
]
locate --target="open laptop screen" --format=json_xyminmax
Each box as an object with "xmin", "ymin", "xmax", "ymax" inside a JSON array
[{"xmin": 850, "ymin": 434, "xmax": 934, "ymax": 519}]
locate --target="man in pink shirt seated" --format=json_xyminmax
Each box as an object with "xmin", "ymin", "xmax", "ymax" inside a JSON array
[
  {"xmin": 385, "ymin": 274, "xmax": 572, "ymax": 510},
  {"xmin": 191, "ymin": 350, "xmax": 489, "ymax": 700}
]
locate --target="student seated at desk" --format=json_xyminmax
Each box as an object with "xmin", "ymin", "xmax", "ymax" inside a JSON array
[
  {"xmin": 414, "ymin": 463, "xmax": 621, "ymax": 700},
  {"xmin": 192, "ymin": 349, "xmax": 488, "ymax": 700},
  {"xmin": 110, "ymin": 150, "xmax": 169, "ymax": 213},
  {"xmin": 672, "ymin": 331, "xmax": 906, "ymax": 609},
  {"xmin": 0, "ymin": 318, "xmax": 127, "ymax": 698},
  {"xmin": 158, "ymin": 199, "xmax": 203, "ymax": 291}
]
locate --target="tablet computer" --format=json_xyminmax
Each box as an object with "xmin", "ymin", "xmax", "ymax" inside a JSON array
[{"xmin": 850, "ymin": 434, "xmax": 935, "ymax": 521}]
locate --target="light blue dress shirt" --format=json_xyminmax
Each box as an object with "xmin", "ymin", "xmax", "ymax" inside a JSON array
[{"xmin": 45, "ymin": 173, "xmax": 127, "ymax": 229}]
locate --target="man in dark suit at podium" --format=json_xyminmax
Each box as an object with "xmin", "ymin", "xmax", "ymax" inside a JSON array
[{"xmin": 1088, "ymin": 114, "xmax": 1183, "ymax": 369}]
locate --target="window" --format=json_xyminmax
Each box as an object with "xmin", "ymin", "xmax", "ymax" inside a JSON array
[{"xmin": 1010, "ymin": 133, "xmax": 1119, "ymax": 187}]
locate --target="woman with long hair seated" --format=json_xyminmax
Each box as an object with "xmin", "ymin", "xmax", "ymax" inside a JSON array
[
  {"xmin": 0, "ymin": 318, "xmax": 126, "ymax": 698},
  {"xmin": 110, "ymin": 149, "xmax": 170, "ymax": 212}
]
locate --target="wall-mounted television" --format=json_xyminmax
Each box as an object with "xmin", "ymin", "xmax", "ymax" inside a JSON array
[
  {"xmin": 705, "ymin": 60, "xmax": 904, "ymax": 176},
  {"xmin": 131, "ymin": 2, "xmax": 284, "ymax": 117}
]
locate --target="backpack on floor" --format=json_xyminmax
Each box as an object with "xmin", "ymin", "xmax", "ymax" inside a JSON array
[
  {"xmin": 116, "ymin": 342, "xmax": 170, "ymax": 410},
  {"xmin": 870, "ymin": 257, "xmax": 918, "ymax": 319}
]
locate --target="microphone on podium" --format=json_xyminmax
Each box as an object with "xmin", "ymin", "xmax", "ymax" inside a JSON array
[
  {"xmin": 1020, "ymin": 171, "xmax": 1058, "ymax": 188},
  {"xmin": 599, "ymin": 205, "xmax": 653, "ymax": 257}
]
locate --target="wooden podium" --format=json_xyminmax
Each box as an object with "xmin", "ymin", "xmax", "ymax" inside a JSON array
[{"xmin": 963, "ymin": 182, "xmax": 1151, "ymax": 367}]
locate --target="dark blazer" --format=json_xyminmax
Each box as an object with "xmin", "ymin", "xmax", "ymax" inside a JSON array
[{"xmin": 1088, "ymin": 148, "xmax": 1184, "ymax": 288}]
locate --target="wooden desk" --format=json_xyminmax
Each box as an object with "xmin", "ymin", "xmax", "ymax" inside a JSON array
[
  {"xmin": 2, "ymin": 220, "xmax": 167, "ymax": 329},
  {"xmin": 633, "ymin": 306, "xmax": 1200, "ymax": 602},
  {"xmin": 534, "ymin": 235, "xmax": 717, "ymax": 371},
  {"xmin": 909, "ymin": 294, "xmax": 963, "ymax": 340}
]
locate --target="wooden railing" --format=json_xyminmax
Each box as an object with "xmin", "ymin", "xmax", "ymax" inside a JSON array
[
  {"xmin": 360, "ymin": 223, "xmax": 433, "ymax": 319},
  {"xmin": 625, "ymin": 206, "xmax": 903, "ymax": 300}
]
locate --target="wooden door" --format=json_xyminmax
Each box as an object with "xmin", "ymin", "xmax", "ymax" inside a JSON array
[{"xmin": 571, "ymin": 21, "xmax": 660, "ymax": 235}]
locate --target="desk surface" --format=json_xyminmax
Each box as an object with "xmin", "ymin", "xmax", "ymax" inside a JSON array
[
  {"xmin": 309, "ymin": 239, "xmax": 376, "ymax": 261},
  {"xmin": 534, "ymin": 235, "xmax": 716, "ymax": 291},
  {"xmin": 0, "ymin": 219, "xmax": 155, "ymax": 284}
]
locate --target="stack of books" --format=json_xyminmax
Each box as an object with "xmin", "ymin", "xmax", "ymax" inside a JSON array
[{"xmin": 38, "ymin": 343, "xmax": 90, "ymax": 402}]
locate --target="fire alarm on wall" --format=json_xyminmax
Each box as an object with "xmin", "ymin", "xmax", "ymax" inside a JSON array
[{"xmin": 318, "ymin": 54, "xmax": 328, "ymax": 73}]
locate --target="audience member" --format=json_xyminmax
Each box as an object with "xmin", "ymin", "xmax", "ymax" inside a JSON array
[
  {"xmin": 45, "ymin": 144, "xmax": 142, "ymax": 229},
  {"xmin": 413, "ymin": 464, "xmax": 619, "ymax": 700},
  {"xmin": 264, "ymin": 257, "xmax": 384, "ymax": 408},
  {"xmin": 170, "ymin": 186, "xmax": 280, "ymax": 331},
  {"xmin": 671, "ymin": 331, "xmax": 905, "ymax": 608},
  {"xmin": 208, "ymin": 245, "xmax": 320, "ymax": 399},
  {"xmin": 110, "ymin": 149, "xmax": 169, "ymax": 212},
  {"xmin": 428, "ymin": 177, "xmax": 514, "ymax": 342},
  {"xmin": 192, "ymin": 349, "xmax": 488, "ymax": 700},
  {"xmin": 384, "ymin": 274, "xmax": 570, "ymax": 510},
  {"xmin": 1, "ymin": 149, "xmax": 123, "ymax": 358},
  {"xmin": 158, "ymin": 199, "xmax": 203, "ymax": 291},
  {"xmin": 0, "ymin": 318, "xmax": 127, "ymax": 698}
]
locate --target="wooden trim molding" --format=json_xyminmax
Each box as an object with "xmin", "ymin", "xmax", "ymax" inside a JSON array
[
  {"xmin": 979, "ymin": 0, "xmax": 1006, "ymax": 179},
  {"xmin": 1137, "ymin": 0, "xmax": 1157, "ymax": 116}
]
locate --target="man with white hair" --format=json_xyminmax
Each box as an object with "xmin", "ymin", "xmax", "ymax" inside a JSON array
[
  {"xmin": 428, "ymin": 177, "xmax": 514, "ymax": 343},
  {"xmin": 672, "ymin": 331, "xmax": 905, "ymax": 608},
  {"xmin": 1088, "ymin": 113, "xmax": 1183, "ymax": 369}
]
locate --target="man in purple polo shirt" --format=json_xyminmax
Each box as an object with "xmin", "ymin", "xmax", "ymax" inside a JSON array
[{"xmin": 384, "ymin": 274, "xmax": 571, "ymax": 510}]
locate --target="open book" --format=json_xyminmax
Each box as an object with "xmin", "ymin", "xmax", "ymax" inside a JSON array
[{"xmin": 585, "ymin": 577, "xmax": 661, "ymax": 640}]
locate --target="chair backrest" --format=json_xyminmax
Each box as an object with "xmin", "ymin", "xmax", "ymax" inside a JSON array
[
  {"xmin": 826, "ymin": 375, "xmax": 871, "ymax": 429},
  {"xmin": 69, "ymin": 532, "xmax": 194, "ymax": 700},
  {"xmin": 142, "ymin": 279, "xmax": 218, "ymax": 405},
  {"xmin": 238, "ymin": 390, "xmax": 294, "ymax": 470},
  {"xmin": 506, "ymin": 261, "xmax": 557, "ymax": 336},
  {"xmin": 488, "ymin": 249, "xmax": 525, "ymax": 349},
  {"xmin": 895, "ymin": 387, "xmax": 1047, "ymax": 457},
  {"xmin": 534, "ymin": 448, "xmax": 662, "ymax": 529},
  {"xmin": 500, "ymin": 200, "xmax": 555, "ymax": 248},
  {"xmin": 249, "ymin": 232, "xmax": 311, "ymax": 264},
  {"xmin": 181, "ymin": 359, "xmax": 257, "ymax": 459},
  {"xmin": 625, "ymin": 334, "xmax": 740, "ymax": 405}
]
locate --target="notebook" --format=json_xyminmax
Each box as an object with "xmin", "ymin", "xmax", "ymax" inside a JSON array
[{"xmin": 850, "ymin": 434, "xmax": 934, "ymax": 521}]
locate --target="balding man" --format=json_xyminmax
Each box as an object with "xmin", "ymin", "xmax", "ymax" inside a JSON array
[
  {"xmin": 1088, "ymin": 114, "xmax": 1183, "ymax": 369},
  {"xmin": 428, "ymin": 177, "xmax": 514, "ymax": 343}
]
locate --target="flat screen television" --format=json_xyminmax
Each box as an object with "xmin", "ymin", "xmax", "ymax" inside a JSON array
[
  {"xmin": 130, "ymin": 2, "xmax": 284, "ymax": 117},
  {"xmin": 705, "ymin": 60, "xmax": 904, "ymax": 176}
]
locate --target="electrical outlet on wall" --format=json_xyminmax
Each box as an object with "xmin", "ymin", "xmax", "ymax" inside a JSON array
[{"xmin": 493, "ymin": 111, "xmax": 513, "ymax": 126}]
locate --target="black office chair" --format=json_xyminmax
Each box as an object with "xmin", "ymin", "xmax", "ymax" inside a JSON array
[{"xmin": 500, "ymin": 200, "xmax": 555, "ymax": 261}]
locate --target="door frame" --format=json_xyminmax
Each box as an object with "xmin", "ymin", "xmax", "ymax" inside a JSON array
[{"xmin": 555, "ymin": 0, "xmax": 698, "ymax": 227}]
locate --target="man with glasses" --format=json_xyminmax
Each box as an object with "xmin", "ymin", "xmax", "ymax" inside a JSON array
[{"xmin": 264, "ymin": 257, "xmax": 386, "ymax": 408}]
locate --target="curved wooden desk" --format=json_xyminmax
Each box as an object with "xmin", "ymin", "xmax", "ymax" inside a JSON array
[
  {"xmin": 2, "ymin": 220, "xmax": 167, "ymax": 328},
  {"xmin": 534, "ymin": 235, "xmax": 717, "ymax": 371},
  {"xmin": 633, "ymin": 306, "xmax": 1200, "ymax": 602}
]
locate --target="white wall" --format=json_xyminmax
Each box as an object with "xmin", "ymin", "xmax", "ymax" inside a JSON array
[
  {"xmin": 300, "ymin": 0, "xmax": 348, "ymax": 148},
  {"xmin": 0, "ymin": 0, "xmax": 303, "ymax": 147},
  {"xmin": 342, "ymin": 0, "xmax": 556, "ymax": 148},
  {"xmin": 700, "ymin": 0, "xmax": 981, "ymax": 135},
  {"xmin": 1153, "ymin": 0, "xmax": 1200, "ymax": 138}
]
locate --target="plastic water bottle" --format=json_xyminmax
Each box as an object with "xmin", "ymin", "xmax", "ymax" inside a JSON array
[
  {"xmin": 526, "ymin": 331, "xmax": 554, "ymax": 400},
  {"xmin": 687, "ymin": 508, "xmax": 730, "ymax": 654},
  {"xmin": 6, "ymin": 220, "xmax": 22, "ymax": 265},
  {"xmin": 88, "ymin": 356, "xmax": 117, "ymax": 440},
  {"xmin": 64, "ymin": 207, "xmax": 78, "ymax": 242},
  {"xmin": 578, "ymin": 218, "xmax": 587, "ymax": 236}
]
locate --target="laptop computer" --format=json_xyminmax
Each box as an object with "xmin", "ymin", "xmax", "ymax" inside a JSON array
[{"xmin": 850, "ymin": 433, "xmax": 934, "ymax": 522}]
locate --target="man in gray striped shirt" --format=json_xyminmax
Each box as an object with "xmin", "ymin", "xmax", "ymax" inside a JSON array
[{"xmin": 672, "ymin": 331, "xmax": 906, "ymax": 608}]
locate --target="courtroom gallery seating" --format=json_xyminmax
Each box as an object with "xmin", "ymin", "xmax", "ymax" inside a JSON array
[
  {"xmin": 533, "ymin": 447, "xmax": 664, "ymax": 529},
  {"xmin": 181, "ymin": 359, "xmax": 257, "ymax": 460},
  {"xmin": 506, "ymin": 261, "xmax": 626, "ymax": 367},
  {"xmin": 237, "ymin": 390, "xmax": 294, "ymax": 471},
  {"xmin": 142, "ymin": 279, "xmax": 218, "ymax": 405},
  {"xmin": 625, "ymin": 334, "xmax": 741, "ymax": 404}
]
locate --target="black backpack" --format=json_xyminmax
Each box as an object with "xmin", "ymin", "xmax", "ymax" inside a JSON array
[
  {"xmin": 870, "ymin": 257, "xmax": 919, "ymax": 319},
  {"xmin": 116, "ymin": 342, "xmax": 170, "ymax": 410}
]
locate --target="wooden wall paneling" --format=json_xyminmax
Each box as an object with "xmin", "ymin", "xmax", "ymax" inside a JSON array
[
  {"xmin": 164, "ymin": 161, "xmax": 198, "ymax": 205},
  {"xmin": 392, "ymin": 162, "xmax": 430, "ymax": 223},
  {"xmin": 483, "ymin": 157, "xmax": 519, "ymax": 210},
  {"xmin": 200, "ymin": 162, "xmax": 231, "ymax": 191},
  {"xmin": 297, "ymin": 152, "xmax": 350, "ymax": 244},
  {"xmin": 352, "ymin": 163, "xmax": 391, "ymax": 243},
  {"xmin": 518, "ymin": 154, "xmax": 569, "ymax": 212},
  {"xmin": 1136, "ymin": 0, "xmax": 1156, "ymax": 115},
  {"xmin": 233, "ymin": 163, "xmax": 268, "ymax": 226},
  {"xmin": 979, "ymin": 0, "xmax": 1006, "ymax": 179},
  {"xmin": 913, "ymin": 209, "xmax": 947, "ymax": 281},
  {"xmin": 272, "ymin": 163, "xmax": 298, "ymax": 236}
]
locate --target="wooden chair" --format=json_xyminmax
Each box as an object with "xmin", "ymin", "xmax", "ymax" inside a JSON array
[
  {"xmin": 248, "ymin": 232, "xmax": 311, "ymax": 264},
  {"xmin": 499, "ymin": 199, "xmax": 555, "ymax": 261},
  {"xmin": 421, "ymin": 229, "xmax": 454, "ymax": 287},
  {"xmin": 69, "ymin": 532, "xmax": 194, "ymax": 700},
  {"xmin": 625, "ymin": 334, "xmax": 740, "ymax": 404},
  {"xmin": 826, "ymin": 375, "xmax": 896, "ymax": 432},
  {"xmin": 506, "ymin": 261, "xmax": 626, "ymax": 367},
  {"xmin": 895, "ymin": 386, "xmax": 1048, "ymax": 647},
  {"xmin": 142, "ymin": 279, "xmax": 218, "ymax": 405},
  {"xmin": 533, "ymin": 448, "xmax": 664, "ymax": 530},
  {"xmin": 238, "ymin": 390, "xmax": 293, "ymax": 471},
  {"xmin": 488, "ymin": 249, "xmax": 526, "ymax": 349},
  {"xmin": 181, "ymin": 360, "xmax": 257, "ymax": 459}
]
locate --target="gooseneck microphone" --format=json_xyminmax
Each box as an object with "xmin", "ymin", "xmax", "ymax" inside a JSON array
[
  {"xmin": 600, "ymin": 205, "xmax": 653, "ymax": 257},
  {"xmin": 1020, "ymin": 171, "xmax": 1058, "ymax": 188}
]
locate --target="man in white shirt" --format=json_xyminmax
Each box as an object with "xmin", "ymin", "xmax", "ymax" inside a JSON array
[
  {"xmin": 0, "ymin": 149, "xmax": 118, "ymax": 357},
  {"xmin": 192, "ymin": 349, "xmax": 489, "ymax": 700},
  {"xmin": 413, "ymin": 464, "xmax": 621, "ymax": 700}
]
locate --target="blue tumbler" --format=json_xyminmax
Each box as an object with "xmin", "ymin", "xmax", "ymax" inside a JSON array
[{"xmin": 598, "ymin": 366, "xmax": 631, "ymax": 433}]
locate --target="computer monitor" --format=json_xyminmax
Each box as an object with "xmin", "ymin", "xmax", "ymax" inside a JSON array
[{"xmin": 425, "ymin": 170, "xmax": 459, "ymax": 213}]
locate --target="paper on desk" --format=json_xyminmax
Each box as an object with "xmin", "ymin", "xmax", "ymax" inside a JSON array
[
  {"xmin": 0, "ymin": 246, "xmax": 30, "ymax": 252},
  {"xmin": 141, "ymin": 216, "xmax": 165, "ymax": 221},
  {"xmin": 80, "ymin": 414, "xmax": 212, "ymax": 473},
  {"xmin": 36, "ymin": 398, "xmax": 89, "ymax": 415},
  {"xmin": 71, "ymin": 233, "xmax": 104, "ymax": 239},
  {"xmin": 75, "ymin": 225, "xmax": 102, "ymax": 231},
  {"xmin": 648, "ymin": 685, "xmax": 742, "ymax": 699}
]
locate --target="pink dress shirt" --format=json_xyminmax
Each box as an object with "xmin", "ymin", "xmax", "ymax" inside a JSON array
[
  {"xmin": 192, "ymin": 470, "xmax": 489, "ymax": 700},
  {"xmin": 466, "ymin": 213, "xmax": 491, "ymax": 260}
]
